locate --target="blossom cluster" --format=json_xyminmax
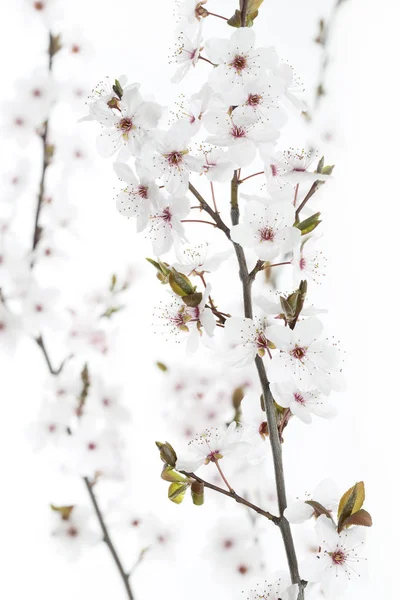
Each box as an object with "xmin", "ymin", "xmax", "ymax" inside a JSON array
[{"xmin": 82, "ymin": 1, "xmax": 372, "ymax": 598}]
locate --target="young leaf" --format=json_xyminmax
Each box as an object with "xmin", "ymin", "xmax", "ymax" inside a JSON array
[
  {"xmin": 305, "ymin": 500, "xmax": 335, "ymax": 524},
  {"xmin": 168, "ymin": 269, "xmax": 195, "ymax": 297},
  {"xmin": 168, "ymin": 482, "xmax": 189, "ymax": 504},
  {"xmin": 337, "ymin": 481, "xmax": 365, "ymax": 532},
  {"xmin": 340, "ymin": 508, "xmax": 372, "ymax": 530},
  {"xmin": 161, "ymin": 465, "xmax": 188, "ymax": 483}
]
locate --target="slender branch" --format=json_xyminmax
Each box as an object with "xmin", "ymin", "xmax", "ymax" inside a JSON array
[
  {"xmin": 188, "ymin": 183, "xmax": 231, "ymax": 238},
  {"xmin": 27, "ymin": 32, "xmax": 136, "ymax": 600},
  {"xmin": 229, "ymin": 171, "xmax": 304, "ymax": 597},
  {"xmin": 32, "ymin": 33, "xmax": 54, "ymax": 254},
  {"xmin": 295, "ymin": 180, "xmax": 322, "ymax": 222},
  {"xmin": 35, "ymin": 335, "xmax": 65, "ymax": 375},
  {"xmin": 180, "ymin": 471, "xmax": 280, "ymax": 524},
  {"xmin": 239, "ymin": 171, "xmax": 264, "ymax": 184},
  {"xmin": 83, "ymin": 477, "xmax": 135, "ymax": 600},
  {"xmin": 210, "ymin": 181, "xmax": 218, "ymax": 213},
  {"xmin": 181, "ymin": 219, "xmax": 217, "ymax": 227}
]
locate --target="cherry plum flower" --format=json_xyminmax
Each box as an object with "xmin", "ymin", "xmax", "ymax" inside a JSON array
[
  {"xmin": 203, "ymin": 108, "xmax": 279, "ymax": 166},
  {"xmin": 171, "ymin": 25, "xmax": 203, "ymax": 83},
  {"xmin": 158, "ymin": 285, "xmax": 216, "ymax": 354},
  {"xmin": 270, "ymin": 379, "xmax": 337, "ymax": 424},
  {"xmin": 301, "ymin": 515, "xmax": 367, "ymax": 596},
  {"xmin": 147, "ymin": 194, "xmax": 190, "ymax": 255},
  {"xmin": 173, "ymin": 243, "xmax": 232, "ymax": 275},
  {"xmin": 267, "ymin": 317, "xmax": 341, "ymax": 395},
  {"xmin": 205, "ymin": 28, "xmax": 278, "ymax": 93},
  {"xmin": 173, "ymin": 84, "xmax": 212, "ymax": 133},
  {"xmin": 175, "ymin": 421, "xmax": 247, "ymax": 472},
  {"xmin": 274, "ymin": 63, "xmax": 307, "ymax": 113},
  {"xmin": 199, "ymin": 147, "xmax": 235, "ymax": 181},
  {"xmin": 284, "ymin": 478, "xmax": 339, "ymax": 524},
  {"xmin": 224, "ymin": 316, "xmax": 272, "ymax": 367},
  {"xmin": 50, "ymin": 506, "xmax": 101, "ymax": 561},
  {"xmin": 150, "ymin": 121, "xmax": 203, "ymax": 193},
  {"xmin": 114, "ymin": 162, "xmax": 161, "ymax": 231},
  {"xmin": 230, "ymin": 200, "xmax": 300, "ymax": 260},
  {"xmin": 292, "ymin": 238, "xmax": 326, "ymax": 283},
  {"xmin": 93, "ymin": 87, "xmax": 162, "ymax": 158},
  {"xmin": 177, "ymin": 0, "xmax": 208, "ymax": 24},
  {"xmin": 247, "ymin": 575, "xmax": 298, "ymax": 600}
]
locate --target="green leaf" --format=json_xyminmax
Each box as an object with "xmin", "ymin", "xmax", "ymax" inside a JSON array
[
  {"xmin": 227, "ymin": 0, "xmax": 265, "ymax": 27},
  {"xmin": 156, "ymin": 361, "xmax": 168, "ymax": 372},
  {"xmin": 182, "ymin": 292, "xmax": 203, "ymax": 307},
  {"xmin": 168, "ymin": 269, "xmax": 195, "ymax": 297},
  {"xmin": 322, "ymin": 164, "xmax": 335, "ymax": 175},
  {"xmin": 50, "ymin": 504, "xmax": 74, "ymax": 520},
  {"xmin": 112, "ymin": 79, "xmax": 124, "ymax": 99},
  {"xmin": 109, "ymin": 273, "xmax": 117, "ymax": 292},
  {"xmin": 340, "ymin": 508, "xmax": 372, "ymax": 530},
  {"xmin": 161, "ymin": 465, "xmax": 188, "ymax": 483},
  {"xmin": 316, "ymin": 156, "xmax": 325, "ymax": 173},
  {"xmin": 232, "ymin": 386, "xmax": 245, "ymax": 410},
  {"xmin": 168, "ymin": 482, "xmax": 189, "ymax": 504},
  {"xmin": 296, "ymin": 212, "xmax": 322, "ymax": 235}
]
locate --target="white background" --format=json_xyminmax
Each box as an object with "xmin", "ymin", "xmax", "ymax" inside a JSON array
[{"xmin": 0, "ymin": 0, "xmax": 399, "ymax": 599}]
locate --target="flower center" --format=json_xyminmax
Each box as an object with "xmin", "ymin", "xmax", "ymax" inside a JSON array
[
  {"xmin": 330, "ymin": 549, "xmax": 347, "ymax": 565},
  {"xmin": 230, "ymin": 55, "xmax": 248, "ymax": 73},
  {"xmin": 237, "ymin": 564, "xmax": 249, "ymax": 575},
  {"xmin": 293, "ymin": 392, "xmax": 305, "ymax": 405},
  {"xmin": 290, "ymin": 346, "xmax": 307, "ymax": 361},
  {"xmin": 231, "ymin": 125, "xmax": 247, "ymax": 139},
  {"xmin": 87, "ymin": 442, "xmax": 97, "ymax": 451},
  {"xmin": 166, "ymin": 151, "xmax": 184, "ymax": 167},
  {"xmin": 270, "ymin": 164, "xmax": 279, "ymax": 177},
  {"xmin": 32, "ymin": 88, "xmax": 42, "ymax": 97},
  {"xmin": 136, "ymin": 185, "xmax": 148, "ymax": 199},
  {"xmin": 259, "ymin": 227, "xmax": 275, "ymax": 242},
  {"xmin": 247, "ymin": 93, "xmax": 262, "ymax": 107},
  {"xmin": 66, "ymin": 526, "xmax": 79, "ymax": 537},
  {"xmin": 118, "ymin": 117, "xmax": 134, "ymax": 133},
  {"xmin": 34, "ymin": 1, "xmax": 44, "ymax": 10},
  {"xmin": 299, "ymin": 257, "xmax": 306, "ymax": 270},
  {"xmin": 161, "ymin": 207, "xmax": 172, "ymax": 223},
  {"xmin": 223, "ymin": 539, "xmax": 234, "ymax": 549}
]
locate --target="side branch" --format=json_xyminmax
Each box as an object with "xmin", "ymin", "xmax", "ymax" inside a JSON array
[
  {"xmin": 188, "ymin": 183, "xmax": 231, "ymax": 238},
  {"xmin": 83, "ymin": 477, "xmax": 135, "ymax": 600},
  {"xmin": 181, "ymin": 471, "xmax": 280, "ymax": 524}
]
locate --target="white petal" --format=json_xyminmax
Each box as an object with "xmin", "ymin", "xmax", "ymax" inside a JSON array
[{"xmin": 285, "ymin": 501, "xmax": 314, "ymax": 524}]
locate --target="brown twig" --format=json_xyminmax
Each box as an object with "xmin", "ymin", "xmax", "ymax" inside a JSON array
[{"xmin": 180, "ymin": 471, "xmax": 280, "ymax": 524}]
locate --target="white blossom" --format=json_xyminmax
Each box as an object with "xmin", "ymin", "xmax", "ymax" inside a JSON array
[
  {"xmin": 301, "ymin": 516, "xmax": 367, "ymax": 596},
  {"xmin": 147, "ymin": 194, "xmax": 190, "ymax": 255},
  {"xmin": 284, "ymin": 479, "xmax": 339, "ymax": 524},
  {"xmin": 230, "ymin": 200, "xmax": 300, "ymax": 260},
  {"xmin": 114, "ymin": 162, "xmax": 161, "ymax": 231},
  {"xmin": 270, "ymin": 379, "xmax": 337, "ymax": 424}
]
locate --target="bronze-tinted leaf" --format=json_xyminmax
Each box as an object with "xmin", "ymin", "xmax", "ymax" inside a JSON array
[
  {"xmin": 305, "ymin": 500, "xmax": 335, "ymax": 523},
  {"xmin": 337, "ymin": 482, "xmax": 365, "ymax": 532},
  {"xmin": 182, "ymin": 292, "xmax": 203, "ymax": 307},
  {"xmin": 340, "ymin": 509, "xmax": 372, "ymax": 531}
]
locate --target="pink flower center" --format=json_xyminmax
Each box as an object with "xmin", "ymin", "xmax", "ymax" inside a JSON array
[
  {"xmin": 223, "ymin": 539, "xmax": 234, "ymax": 549},
  {"xmin": 231, "ymin": 125, "xmax": 247, "ymax": 139},
  {"xmin": 230, "ymin": 55, "xmax": 248, "ymax": 73},
  {"xmin": 256, "ymin": 331, "xmax": 268, "ymax": 349},
  {"xmin": 136, "ymin": 185, "xmax": 148, "ymax": 199},
  {"xmin": 102, "ymin": 398, "xmax": 111, "ymax": 406},
  {"xmin": 87, "ymin": 442, "xmax": 97, "ymax": 451},
  {"xmin": 259, "ymin": 227, "xmax": 275, "ymax": 242},
  {"xmin": 32, "ymin": 88, "xmax": 42, "ymax": 97},
  {"xmin": 299, "ymin": 257, "xmax": 306, "ymax": 270},
  {"xmin": 35, "ymin": 304, "xmax": 44, "ymax": 312},
  {"xmin": 270, "ymin": 164, "xmax": 279, "ymax": 177},
  {"xmin": 161, "ymin": 207, "xmax": 172, "ymax": 223},
  {"xmin": 237, "ymin": 564, "xmax": 249, "ymax": 575},
  {"xmin": 15, "ymin": 118, "xmax": 25, "ymax": 127},
  {"xmin": 166, "ymin": 151, "xmax": 184, "ymax": 167},
  {"xmin": 206, "ymin": 449, "xmax": 221, "ymax": 462},
  {"xmin": 0, "ymin": 322, "xmax": 5, "ymax": 331},
  {"xmin": 34, "ymin": 1, "xmax": 44, "ymax": 10},
  {"xmin": 247, "ymin": 93, "xmax": 262, "ymax": 107},
  {"xmin": 293, "ymin": 392, "xmax": 305, "ymax": 405},
  {"xmin": 48, "ymin": 423, "xmax": 57, "ymax": 433},
  {"xmin": 290, "ymin": 346, "xmax": 307, "ymax": 361},
  {"xmin": 71, "ymin": 44, "xmax": 81, "ymax": 54},
  {"xmin": 66, "ymin": 526, "xmax": 79, "ymax": 537},
  {"xmin": 330, "ymin": 549, "xmax": 346, "ymax": 565},
  {"xmin": 118, "ymin": 117, "xmax": 134, "ymax": 133}
]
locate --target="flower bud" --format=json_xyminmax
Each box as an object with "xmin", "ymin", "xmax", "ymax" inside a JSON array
[
  {"xmin": 155, "ymin": 441, "xmax": 177, "ymax": 467},
  {"xmin": 191, "ymin": 481, "xmax": 205, "ymax": 506}
]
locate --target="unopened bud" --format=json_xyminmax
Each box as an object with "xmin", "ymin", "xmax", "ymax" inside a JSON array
[
  {"xmin": 191, "ymin": 481, "xmax": 205, "ymax": 506},
  {"xmin": 155, "ymin": 441, "xmax": 177, "ymax": 467}
]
